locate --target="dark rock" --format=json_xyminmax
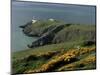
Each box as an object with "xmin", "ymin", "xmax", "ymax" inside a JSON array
[
  {"xmin": 83, "ymin": 40, "xmax": 96, "ymax": 46},
  {"xmin": 19, "ymin": 21, "xmax": 32, "ymax": 28},
  {"xmin": 19, "ymin": 25, "xmax": 26, "ymax": 28},
  {"xmin": 26, "ymin": 55, "xmax": 38, "ymax": 61},
  {"xmin": 20, "ymin": 22, "xmax": 71, "ymax": 48},
  {"xmin": 78, "ymin": 64, "xmax": 85, "ymax": 67},
  {"xmin": 27, "ymin": 23, "xmax": 68, "ymax": 48}
]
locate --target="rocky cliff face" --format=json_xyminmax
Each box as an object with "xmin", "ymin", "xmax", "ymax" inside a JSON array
[
  {"xmin": 19, "ymin": 20, "xmax": 62, "ymax": 37},
  {"xmin": 19, "ymin": 20, "xmax": 95, "ymax": 49}
]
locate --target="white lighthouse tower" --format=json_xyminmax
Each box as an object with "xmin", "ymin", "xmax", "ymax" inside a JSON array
[{"xmin": 32, "ymin": 16, "xmax": 37, "ymax": 23}]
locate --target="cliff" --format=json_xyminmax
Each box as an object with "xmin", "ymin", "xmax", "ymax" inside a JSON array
[{"xmin": 12, "ymin": 19, "xmax": 96, "ymax": 74}]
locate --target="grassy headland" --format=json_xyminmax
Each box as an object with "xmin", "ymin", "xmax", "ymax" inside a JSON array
[{"xmin": 12, "ymin": 19, "xmax": 96, "ymax": 74}]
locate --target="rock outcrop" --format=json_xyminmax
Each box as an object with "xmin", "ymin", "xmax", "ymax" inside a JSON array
[
  {"xmin": 19, "ymin": 20, "xmax": 95, "ymax": 49},
  {"xmin": 27, "ymin": 23, "xmax": 70, "ymax": 48}
]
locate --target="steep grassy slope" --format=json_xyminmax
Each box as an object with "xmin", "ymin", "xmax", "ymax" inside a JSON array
[
  {"xmin": 24, "ymin": 47, "xmax": 95, "ymax": 73},
  {"xmin": 12, "ymin": 45, "xmax": 96, "ymax": 74},
  {"xmin": 52, "ymin": 25, "xmax": 95, "ymax": 43},
  {"xmin": 13, "ymin": 21, "xmax": 96, "ymax": 74},
  {"xmin": 20, "ymin": 20, "xmax": 95, "ymax": 48},
  {"xmin": 20, "ymin": 20, "xmax": 65, "ymax": 37}
]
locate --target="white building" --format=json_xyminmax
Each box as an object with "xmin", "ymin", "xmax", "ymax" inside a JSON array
[
  {"xmin": 49, "ymin": 18, "xmax": 55, "ymax": 21},
  {"xmin": 32, "ymin": 19, "xmax": 37, "ymax": 23},
  {"xmin": 32, "ymin": 16, "xmax": 37, "ymax": 23}
]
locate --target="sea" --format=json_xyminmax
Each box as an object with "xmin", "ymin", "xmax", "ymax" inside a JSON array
[{"xmin": 11, "ymin": 1, "xmax": 96, "ymax": 52}]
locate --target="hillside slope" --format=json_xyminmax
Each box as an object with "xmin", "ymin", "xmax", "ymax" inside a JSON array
[
  {"xmin": 12, "ymin": 20, "xmax": 96, "ymax": 74},
  {"xmin": 20, "ymin": 20, "xmax": 95, "ymax": 48},
  {"xmin": 12, "ymin": 46, "xmax": 96, "ymax": 74}
]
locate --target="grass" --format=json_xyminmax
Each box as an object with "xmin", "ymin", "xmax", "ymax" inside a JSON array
[
  {"xmin": 12, "ymin": 41, "xmax": 83, "ymax": 60},
  {"xmin": 53, "ymin": 24, "xmax": 95, "ymax": 43},
  {"xmin": 31, "ymin": 20, "xmax": 64, "ymax": 28},
  {"xmin": 23, "ymin": 46, "xmax": 96, "ymax": 73},
  {"xmin": 12, "ymin": 41, "xmax": 96, "ymax": 74},
  {"xmin": 58, "ymin": 54, "xmax": 96, "ymax": 71},
  {"xmin": 22, "ymin": 19, "xmax": 66, "ymax": 36},
  {"xmin": 13, "ymin": 24, "xmax": 95, "ymax": 60},
  {"xmin": 12, "ymin": 21, "xmax": 96, "ymax": 74}
]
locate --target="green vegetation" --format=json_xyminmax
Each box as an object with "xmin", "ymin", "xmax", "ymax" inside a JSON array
[
  {"xmin": 12, "ymin": 20, "xmax": 96, "ymax": 74},
  {"xmin": 12, "ymin": 45, "xmax": 96, "ymax": 74},
  {"xmin": 53, "ymin": 24, "xmax": 95, "ymax": 43},
  {"xmin": 22, "ymin": 19, "xmax": 65, "ymax": 36},
  {"xmin": 31, "ymin": 19, "xmax": 63, "ymax": 28}
]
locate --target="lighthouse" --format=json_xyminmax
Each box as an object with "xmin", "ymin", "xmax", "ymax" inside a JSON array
[{"xmin": 32, "ymin": 16, "xmax": 37, "ymax": 23}]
